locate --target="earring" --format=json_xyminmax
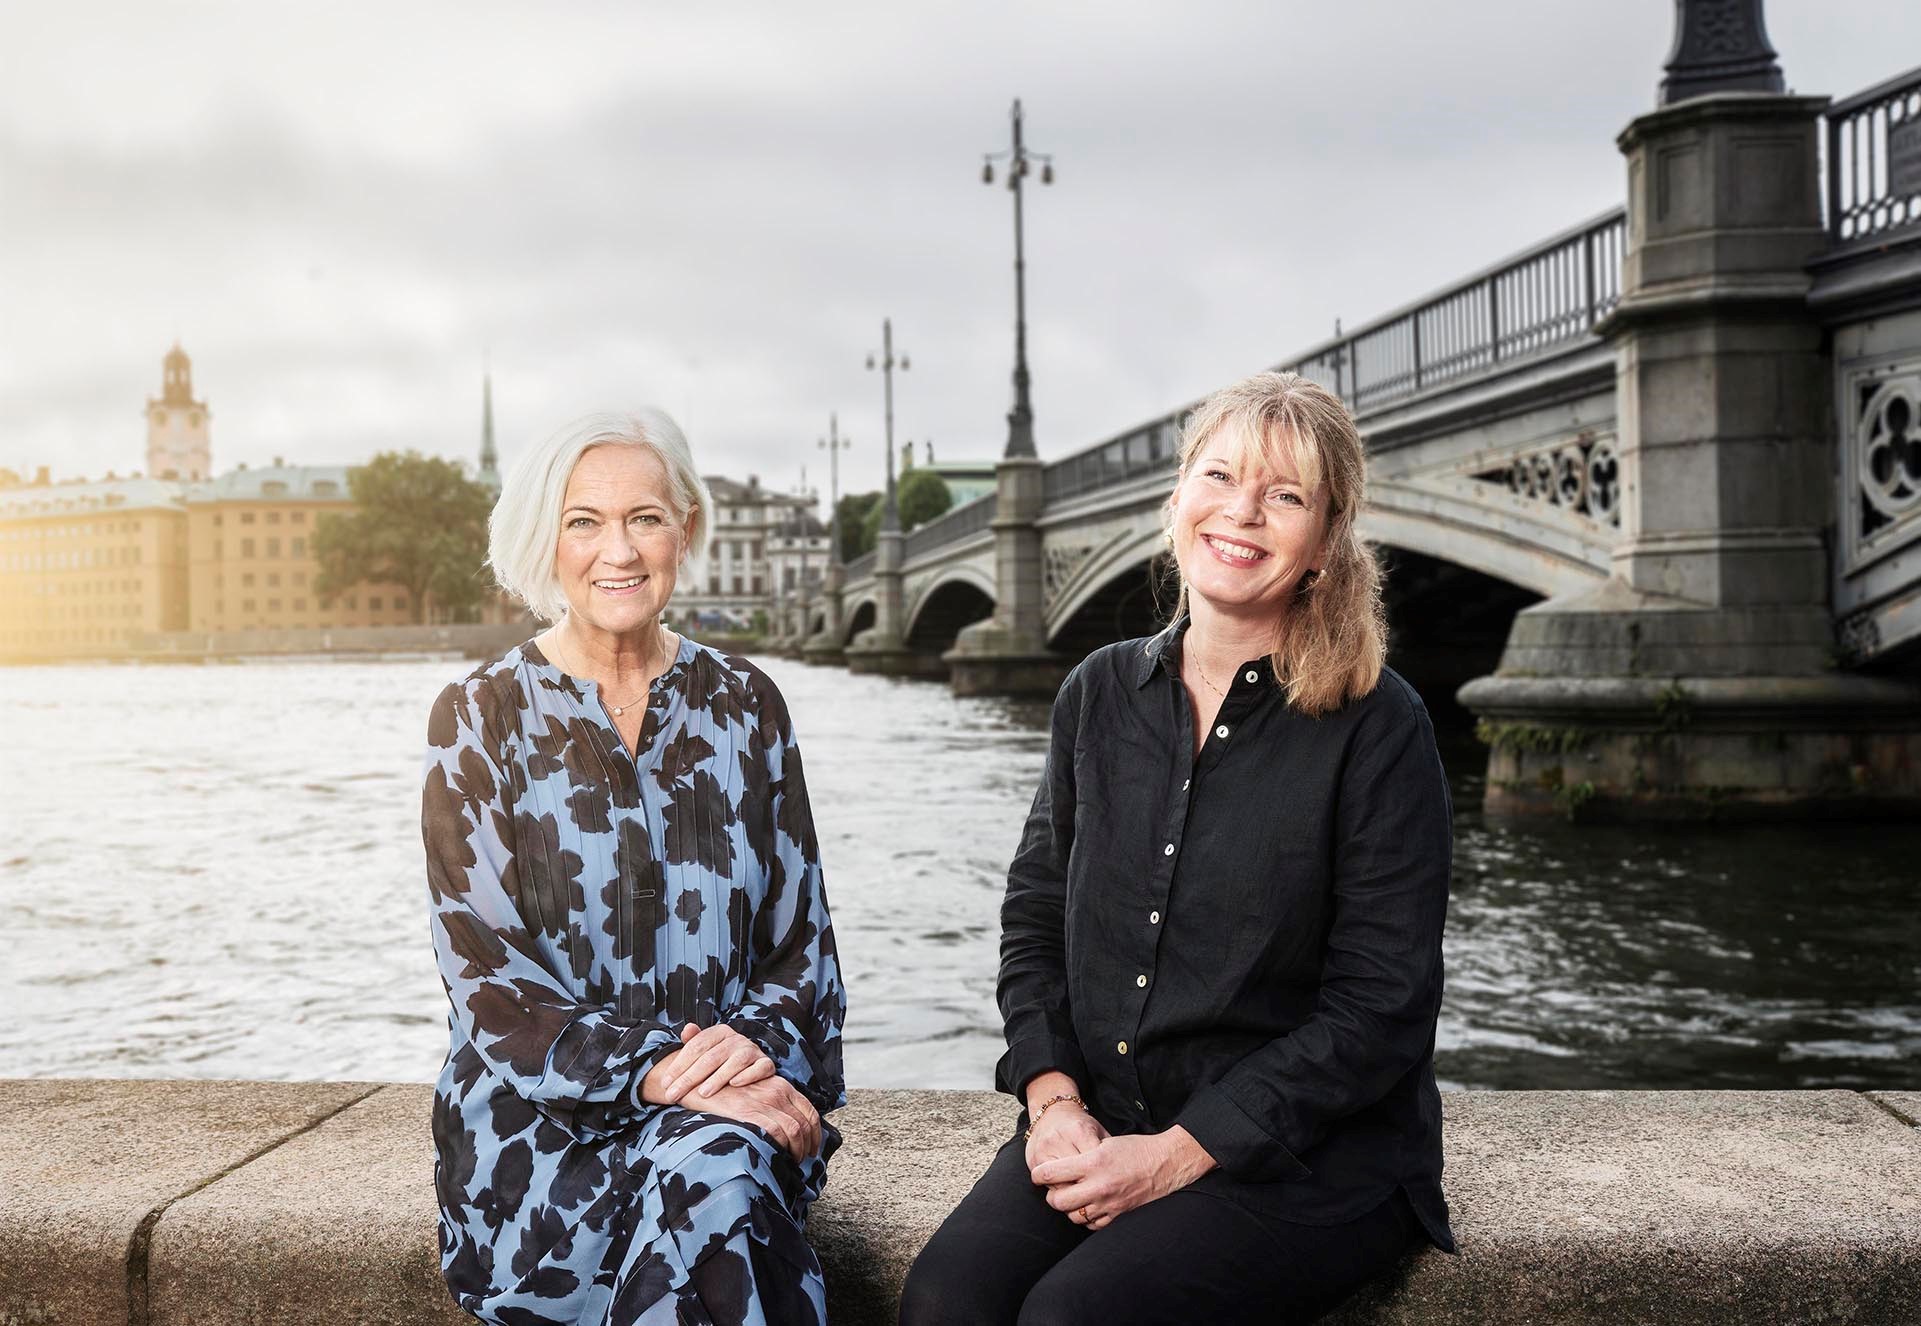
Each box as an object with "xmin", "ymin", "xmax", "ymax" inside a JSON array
[{"xmin": 1162, "ymin": 530, "xmax": 1174, "ymax": 547}]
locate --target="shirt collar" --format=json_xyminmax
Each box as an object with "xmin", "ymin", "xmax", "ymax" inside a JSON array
[{"xmin": 1135, "ymin": 615, "xmax": 1278, "ymax": 690}]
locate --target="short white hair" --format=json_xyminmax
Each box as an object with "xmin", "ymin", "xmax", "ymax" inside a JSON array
[{"xmin": 488, "ymin": 408, "xmax": 713, "ymax": 622}]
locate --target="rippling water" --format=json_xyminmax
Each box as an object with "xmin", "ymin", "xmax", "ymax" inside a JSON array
[{"xmin": 1, "ymin": 654, "xmax": 1916, "ymax": 1090}]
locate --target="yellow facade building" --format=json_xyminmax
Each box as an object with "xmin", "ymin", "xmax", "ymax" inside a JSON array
[
  {"xmin": 183, "ymin": 464, "xmax": 412, "ymax": 633},
  {"xmin": 0, "ymin": 346, "xmax": 443, "ymax": 659},
  {"xmin": 0, "ymin": 475, "xmax": 190, "ymax": 658}
]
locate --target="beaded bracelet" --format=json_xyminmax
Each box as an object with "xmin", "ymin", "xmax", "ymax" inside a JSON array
[{"xmin": 1022, "ymin": 1093, "xmax": 1085, "ymax": 1138}]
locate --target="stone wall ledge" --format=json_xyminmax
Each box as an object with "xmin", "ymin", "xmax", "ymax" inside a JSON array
[{"xmin": 2, "ymin": 1080, "xmax": 1917, "ymax": 1325}]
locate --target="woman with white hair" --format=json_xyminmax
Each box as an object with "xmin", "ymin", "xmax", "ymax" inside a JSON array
[
  {"xmin": 423, "ymin": 410, "xmax": 845, "ymax": 1326},
  {"xmin": 901, "ymin": 372, "xmax": 1455, "ymax": 1324}
]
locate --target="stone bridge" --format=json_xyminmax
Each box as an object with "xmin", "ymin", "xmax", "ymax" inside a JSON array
[{"xmin": 789, "ymin": 29, "xmax": 1921, "ymax": 819}]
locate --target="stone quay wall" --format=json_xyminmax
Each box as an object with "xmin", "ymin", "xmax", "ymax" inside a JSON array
[{"xmin": 2, "ymin": 1081, "xmax": 1917, "ymax": 1325}]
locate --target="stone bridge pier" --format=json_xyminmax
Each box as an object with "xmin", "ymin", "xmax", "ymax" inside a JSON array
[{"xmin": 1460, "ymin": 24, "xmax": 1921, "ymax": 818}]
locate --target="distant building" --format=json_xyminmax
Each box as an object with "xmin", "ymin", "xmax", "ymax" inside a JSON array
[
  {"xmin": 146, "ymin": 343, "xmax": 212, "ymax": 481},
  {"xmin": 0, "ymin": 347, "xmax": 456, "ymax": 658},
  {"xmin": 0, "ymin": 474, "xmax": 190, "ymax": 657},
  {"xmin": 669, "ymin": 475, "xmax": 825, "ymax": 628},
  {"xmin": 182, "ymin": 462, "xmax": 413, "ymax": 633}
]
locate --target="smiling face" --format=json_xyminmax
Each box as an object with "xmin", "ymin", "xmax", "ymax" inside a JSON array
[
  {"xmin": 1169, "ymin": 420, "xmax": 1330, "ymax": 625},
  {"xmin": 554, "ymin": 443, "xmax": 690, "ymax": 638}
]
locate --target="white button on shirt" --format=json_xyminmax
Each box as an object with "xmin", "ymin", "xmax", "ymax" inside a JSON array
[
  {"xmin": 1215, "ymin": 724, "xmax": 1230, "ymax": 739},
  {"xmin": 1136, "ymin": 974, "xmax": 1148, "ymax": 987},
  {"xmin": 1245, "ymin": 670, "xmax": 1259, "ymax": 683},
  {"xmin": 1163, "ymin": 843, "xmax": 1175, "ymax": 856},
  {"xmin": 1149, "ymin": 910, "xmax": 1161, "ymax": 924}
]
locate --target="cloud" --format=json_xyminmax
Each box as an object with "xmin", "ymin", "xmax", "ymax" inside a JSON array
[{"xmin": 3, "ymin": 0, "xmax": 1915, "ymax": 496}]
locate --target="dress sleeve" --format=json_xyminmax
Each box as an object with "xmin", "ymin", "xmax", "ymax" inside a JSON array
[
  {"xmin": 724, "ymin": 711, "xmax": 847, "ymax": 1117},
  {"xmin": 424, "ymin": 678, "xmax": 680, "ymax": 1142},
  {"xmin": 1172, "ymin": 686, "xmax": 1452, "ymax": 1182},
  {"xmin": 994, "ymin": 664, "xmax": 1092, "ymax": 1101}
]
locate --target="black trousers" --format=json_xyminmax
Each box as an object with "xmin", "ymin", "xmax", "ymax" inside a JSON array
[{"xmin": 898, "ymin": 1135, "xmax": 1417, "ymax": 1326}]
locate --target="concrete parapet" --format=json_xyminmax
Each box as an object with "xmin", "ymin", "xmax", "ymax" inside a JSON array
[{"xmin": 3, "ymin": 1081, "xmax": 1918, "ymax": 1325}]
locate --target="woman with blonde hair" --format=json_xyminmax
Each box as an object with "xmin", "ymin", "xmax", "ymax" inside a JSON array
[
  {"xmin": 424, "ymin": 409, "xmax": 844, "ymax": 1326},
  {"xmin": 901, "ymin": 371, "xmax": 1454, "ymax": 1324}
]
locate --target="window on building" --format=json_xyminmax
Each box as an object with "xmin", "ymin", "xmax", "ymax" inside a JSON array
[
  {"xmin": 368, "ymin": 596, "xmax": 381, "ymax": 611},
  {"xmin": 749, "ymin": 540, "xmax": 762, "ymax": 561},
  {"xmin": 293, "ymin": 571, "xmax": 307, "ymax": 586},
  {"xmin": 751, "ymin": 574, "xmax": 762, "ymax": 594},
  {"xmin": 394, "ymin": 594, "xmax": 408, "ymax": 612},
  {"xmin": 291, "ymin": 537, "xmax": 305, "ymax": 557},
  {"xmin": 347, "ymin": 595, "xmax": 358, "ymax": 609},
  {"xmin": 213, "ymin": 514, "xmax": 223, "ymax": 526},
  {"xmin": 241, "ymin": 538, "xmax": 255, "ymax": 557},
  {"xmin": 292, "ymin": 512, "xmax": 306, "ymax": 524},
  {"xmin": 267, "ymin": 511, "xmax": 281, "ymax": 524},
  {"xmin": 241, "ymin": 512, "xmax": 256, "ymax": 524},
  {"xmin": 268, "ymin": 599, "xmax": 281, "ymax": 612},
  {"xmin": 242, "ymin": 573, "xmax": 255, "ymax": 588},
  {"xmin": 266, "ymin": 537, "xmax": 281, "ymax": 558},
  {"xmin": 242, "ymin": 599, "xmax": 256, "ymax": 612},
  {"xmin": 267, "ymin": 573, "xmax": 280, "ymax": 588},
  {"xmin": 708, "ymin": 573, "xmax": 720, "ymax": 594},
  {"xmin": 784, "ymin": 567, "xmax": 796, "ymax": 589},
  {"xmin": 731, "ymin": 576, "xmax": 742, "ymax": 596}
]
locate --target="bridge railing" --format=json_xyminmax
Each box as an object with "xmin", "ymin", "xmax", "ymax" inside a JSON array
[
  {"xmin": 1826, "ymin": 63, "xmax": 1921, "ymax": 255},
  {"xmin": 1037, "ymin": 207, "xmax": 1627, "ymax": 508},
  {"xmin": 1283, "ymin": 207, "xmax": 1626, "ymax": 413},
  {"xmin": 1042, "ymin": 414, "xmax": 1185, "ymax": 504},
  {"xmin": 903, "ymin": 494, "xmax": 993, "ymax": 558},
  {"xmin": 843, "ymin": 549, "xmax": 876, "ymax": 580}
]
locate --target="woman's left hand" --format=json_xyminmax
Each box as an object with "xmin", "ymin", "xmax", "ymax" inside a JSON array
[
  {"xmin": 644, "ymin": 1022, "xmax": 777, "ymax": 1105},
  {"xmin": 1030, "ymin": 1127, "xmax": 1217, "ymax": 1231}
]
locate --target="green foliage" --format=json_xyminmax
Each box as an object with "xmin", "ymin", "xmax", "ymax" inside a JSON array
[
  {"xmin": 312, "ymin": 450, "xmax": 493, "ymax": 624},
  {"xmin": 1654, "ymin": 681, "xmax": 1692, "ymax": 732},
  {"xmin": 897, "ymin": 470, "xmax": 952, "ymax": 531},
  {"xmin": 1473, "ymin": 719, "xmax": 1591, "ymax": 755},
  {"xmin": 837, "ymin": 492, "xmax": 882, "ymax": 560},
  {"xmin": 1555, "ymin": 779, "xmax": 1598, "ymax": 821}
]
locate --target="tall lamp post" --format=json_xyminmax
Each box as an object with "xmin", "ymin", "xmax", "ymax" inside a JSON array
[
  {"xmin": 981, "ymin": 98, "xmax": 1053, "ymax": 460},
  {"xmin": 818, "ymin": 413, "xmax": 850, "ymax": 564},
  {"xmin": 865, "ymin": 319, "xmax": 910, "ymax": 530}
]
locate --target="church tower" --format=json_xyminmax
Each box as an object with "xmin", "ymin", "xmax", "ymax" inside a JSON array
[
  {"xmin": 146, "ymin": 344, "xmax": 211, "ymax": 481},
  {"xmin": 477, "ymin": 372, "xmax": 501, "ymax": 492}
]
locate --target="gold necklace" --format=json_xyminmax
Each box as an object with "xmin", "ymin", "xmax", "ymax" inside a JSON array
[{"xmin": 549, "ymin": 629, "xmax": 668, "ymax": 717}]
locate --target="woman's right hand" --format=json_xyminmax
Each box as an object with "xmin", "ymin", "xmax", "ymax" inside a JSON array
[
  {"xmin": 681, "ymin": 1074, "xmax": 823, "ymax": 1162},
  {"xmin": 1023, "ymin": 1075, "xmax": 1108, "ymax": 1178}
]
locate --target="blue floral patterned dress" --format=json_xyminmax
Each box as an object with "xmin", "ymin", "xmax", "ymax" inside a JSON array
[{"xmin": 422, "ymin": 635, "xmax": 845, "ymax": 1326}]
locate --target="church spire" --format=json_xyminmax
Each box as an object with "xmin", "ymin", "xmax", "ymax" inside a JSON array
[{"xmin": 478, "ymin": 372, "xmax": 500, "ymax": 490}]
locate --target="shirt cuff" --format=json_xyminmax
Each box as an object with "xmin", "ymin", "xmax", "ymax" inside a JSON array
[
  {"xmin": 1173, "ymin": 1083, "xmax": 1311, "ymax": 1183},
  {"xmin": 994, "ymin": 1032, "xmax": 1091, "ymax": 1101}
]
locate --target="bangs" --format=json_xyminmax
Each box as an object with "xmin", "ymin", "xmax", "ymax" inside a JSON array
[{"xmin": 1205, "ymin": 410, "xmax": 1326, "ymax": 501}]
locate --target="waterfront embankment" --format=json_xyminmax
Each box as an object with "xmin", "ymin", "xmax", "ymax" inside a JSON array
[{"xmin": 3, "ymin": 1080, "xmax": 1917, "ymax": 1325}]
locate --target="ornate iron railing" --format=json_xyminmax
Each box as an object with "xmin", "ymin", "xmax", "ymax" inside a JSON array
[
  {"xmin": 903, "ymin": 493, "xmax": 993, "ymax": 558},
  {"xmin": 1827, "ymin": 64, "xmax": 1921, "ymax": 253},
  {"xmin": 1283, "ymin": 207, "xmax": 1625, "ymax": 414},
  {"xmin": 1042, "ymin": 413, "xmax": 1185, "ymax": 504},
  {"xmin": 1038, "ymin": 207, "xmax": 1626, "ymax": 507}
]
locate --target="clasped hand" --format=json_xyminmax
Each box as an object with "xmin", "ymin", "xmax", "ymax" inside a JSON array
[
  {"xmin": 639, "ymin": 1022, "xmax": 821, "ymax": 1161},
  {"xmin": 1025, "ymin": 1098, "xmax": 1214, "ymax": 1232}
]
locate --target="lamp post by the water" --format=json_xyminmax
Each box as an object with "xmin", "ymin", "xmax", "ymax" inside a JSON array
[
  {"xmin": 818, "ymin": 413, "xmax": 850, "ymax": 565},
  {"xmin": 945, "ymin": 101, "xmax": 1064, "ymax": 696},
  {"xmin": 865, "ymin": 320, "xmax": 909, "ymax": 531},
  {"xmin": 981, "ymin": 98, "xmax": 1053, "ymax": 460}
]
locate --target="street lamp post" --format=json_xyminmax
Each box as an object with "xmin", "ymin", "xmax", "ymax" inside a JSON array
[
  {"xmin": 818, "ymin": 413, "xmax": 850, "ymax": 564},
  {"xmin": 981, "ymin": 98, "xmax": 1054, "ymax": 460},
  {"xmin": 865, "ymin": 319, "xmax": 909, "ymax": 531}
]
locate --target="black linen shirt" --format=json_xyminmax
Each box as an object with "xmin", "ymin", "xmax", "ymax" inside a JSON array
[{"xmin": 995, "ymin": 621, "xmax": 1455, "ymax": 1250}]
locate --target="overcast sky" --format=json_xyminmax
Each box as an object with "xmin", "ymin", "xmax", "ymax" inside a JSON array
[{"xmin": 4, "ymin": 2, "xmax": 1917, "ymax": 500}]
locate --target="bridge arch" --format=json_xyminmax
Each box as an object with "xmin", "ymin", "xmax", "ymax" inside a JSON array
[
  {"xmin": 1358, "ymin": 492, "xmax": 1608, "ymax": 600},
  {"xmin": 903, "ymin": 566, "xmax": 997, "ymax": 654},
  {"xmin": 841, "ymin": 597, "xmax": 877, "ymax": 646}
]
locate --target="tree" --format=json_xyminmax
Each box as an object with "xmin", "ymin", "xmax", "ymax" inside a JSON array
[
  {"xmin": 837, "ymin": 491, "xmax": 882, "ymax": 560},
  {"xmin": 898, "ymin": 470, "xmax": 953, "ymax": 530},
  {"xmin": 313, "ymin": 450, "xmax": 493, "ymax": 625}
]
